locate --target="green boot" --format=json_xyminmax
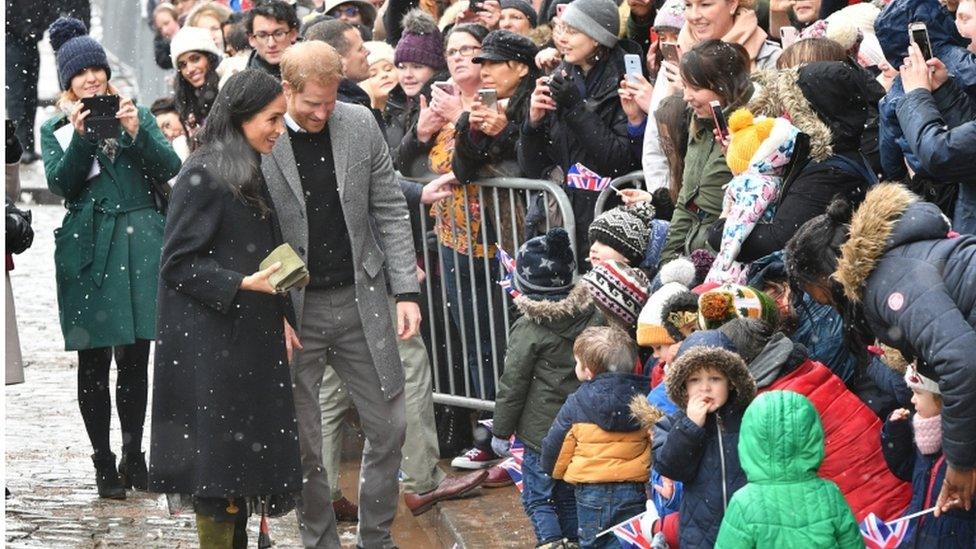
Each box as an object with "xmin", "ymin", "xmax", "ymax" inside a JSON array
[{"xmin": 196, "ymin": 514, "xmax": 236, "ymax": 549}]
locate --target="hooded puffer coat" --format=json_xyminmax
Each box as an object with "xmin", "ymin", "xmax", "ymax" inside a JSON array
[
  {"xmin": 715, "ymin": 391, "xmax": 863, "ymax": 548},
  {"xmin": 719, "ymin": 62, "xmax": 877, "ymax": 264},
  {"xmin": 541, "ymin": 372, "xmax": 651, "ymax": 484},
  {"xmin": 834, "ymin": 183, "xmax": 976, "ymax": 470},
  {"xmin": 492, "ymin": 286, "xmax": 602, "ymax": 453},
  {"xmin": 652, "ymin": 335, "xmax": 757, "ymax": 548}
]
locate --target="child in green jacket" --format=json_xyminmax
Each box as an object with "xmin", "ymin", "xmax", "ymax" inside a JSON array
[{"xmin": 716, "ymin": 390, "xmax": 862, "ymax": 548}]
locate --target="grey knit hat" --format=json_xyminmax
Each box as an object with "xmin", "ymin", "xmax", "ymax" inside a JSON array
[
  {"xmin": 500, "ymin": 0, "xmax": 538, "ymax": 27},
  {"xmin": 561, "ymin": 0, "xmax": 620, "ymax": 48}
]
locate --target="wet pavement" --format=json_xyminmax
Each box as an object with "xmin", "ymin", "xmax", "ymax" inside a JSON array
[{"xmin": 4, "ymin": 201, "xmax": 452, "ymax": 547}]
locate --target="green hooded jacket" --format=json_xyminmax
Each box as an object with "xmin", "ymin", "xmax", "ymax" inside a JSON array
[{"xmin": 715, "ymin": 390, "xmax": 863, "ymax": 548}]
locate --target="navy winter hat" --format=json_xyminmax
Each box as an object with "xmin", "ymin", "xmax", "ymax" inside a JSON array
[
  {"xmin": 514, "ymin": 228, "xmax": 576, "ymax": 300},
  {"xmin": 49, "ymin": 17, "xmax": 111, "ymax": 91}
]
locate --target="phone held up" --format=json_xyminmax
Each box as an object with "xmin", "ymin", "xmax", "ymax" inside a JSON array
[
  {"xmin": 624, "ymin": 54, "xmax": 642, "ymax": 83},
  {"xmin": 432, "ymin": 81, "xmax": 456, "ymax": 96},
  {"xmin": 908, "ymin": 22, "xmax": 933, "ymax": 61},
  {"xmin": 80, "ymin": 94, "xmax": 121, "ymax": 141},
  {"xmin": 660, "ymin": 42, "xmax": 680, "ymax": 65},
  {"xmin": 709, "ymin": 100, "xmax": 729, "ymax": 142},
  {"xmin": 780, "ymin": 26, "xmax": 799, "ymax": 49},
  {"xmin": 478, "ymin": 88, "xmax": 498, "ymax": 112}
]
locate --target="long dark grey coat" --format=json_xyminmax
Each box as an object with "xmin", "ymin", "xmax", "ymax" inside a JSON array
[{"xmin": 148, "ymin": 152, "xmax": 302, "ymax": 498}]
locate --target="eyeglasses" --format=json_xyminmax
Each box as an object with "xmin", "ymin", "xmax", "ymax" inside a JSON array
[
  {"xmin": 445, "ymin": 45, "xmax": 482, "ymax": 58},
  {"xmin": 330, "ymin": 6, "xmax": 361, "ymax": 17},
  {"xmin": 251, "ymin": 29, "xmax": 291, "ymax": 42}
]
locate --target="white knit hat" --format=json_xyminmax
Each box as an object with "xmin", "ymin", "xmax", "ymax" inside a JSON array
[
  {"xmin": 364, "ymin": 40, "xmax": 395, "ymax": 67},
  {"xmin": 904, "ymin": 363, "xmax": 940, "ymax": 395},
  {"xmin": 636, "ymin": 257, "xmax": 695, "ymax": 347},
  {"xmin": 169, "ymin": 25, "xmax": 223, "ymax": 69}
]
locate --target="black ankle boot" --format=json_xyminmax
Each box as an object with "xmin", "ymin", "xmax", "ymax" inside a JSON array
[
  {"xmin": 118, "ymin": 451, "xmax": 148, "ymax": 490},
  {"xmin": 92, "ymin": 453, "xmax": 126, "ymax": 499}
]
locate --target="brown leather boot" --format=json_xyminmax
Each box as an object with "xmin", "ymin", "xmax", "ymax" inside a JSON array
[
  {"xmin": 332, "ymin": 496, "xmax": 359, "ymax": 523},
  {"xmin": 402, "ymin": 469, "xmax": 488, "ymax": 516}
]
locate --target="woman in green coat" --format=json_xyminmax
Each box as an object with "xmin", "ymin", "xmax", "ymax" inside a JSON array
[
  {"xmin": 716, "ymin": 390, "xmax": 862, "ymax": 548},
  {"xmin": 40, "ymin": 18, "xmax": 181, "ymax": 499},
  {"xmin": 659, "ymin": 40, "xmax": 754, "ymax": 265}
]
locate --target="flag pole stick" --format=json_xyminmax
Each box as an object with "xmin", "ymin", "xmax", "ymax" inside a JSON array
[
  {"xmin": 595, "ymin": 510, "xmax": 650, "ymax": 539},
  {"xmin": 886, "ymin": 506, "xmax": 938, "ymax": 524}
]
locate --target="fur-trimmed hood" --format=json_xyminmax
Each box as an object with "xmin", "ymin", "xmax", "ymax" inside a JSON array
[
  {"xmin": 665, "ymin": 346, "xmax": 757, "ymax": 410},
  {"xmin": 750, "ymin": 68, "xmax": 833, "ymax": 162},
  {"xmin": 834, "ymin": 183, "xmax": 949, "ymax": 301},
  {"xmin": 513, "ymin": 284, "xmax": 594, "ymax": 324},
  {"xmin": 629, "ymin": 394, "xmax": 665, "ymax": 433}
]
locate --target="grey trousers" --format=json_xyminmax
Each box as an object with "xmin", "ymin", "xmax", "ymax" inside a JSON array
[
  {"xmin": 320, "ymin": 323, "xmax": 444, "ymax": 497},
  {"xmin": 292, "ymin": 286, "xmax": 406, "ymax": 549}
]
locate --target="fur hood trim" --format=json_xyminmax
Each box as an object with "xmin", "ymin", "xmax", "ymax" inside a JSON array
[
  {"xmin": 665, "ymin": 346, "xmax": 757, "ymax": 410},
  {"xmin": 834, "ymin": 183, "xmax": 916, "ymax": 302},
  {"xmin": 513, "ymin": 284, "xmax": 593, "ymax": 323},
  {"xmin": 629, "ymin": 395, "xmax": 665, "ymax": 433},
  {"xmin": 749, "ymin": 68, "xmax": 833, "ymax": 162}
]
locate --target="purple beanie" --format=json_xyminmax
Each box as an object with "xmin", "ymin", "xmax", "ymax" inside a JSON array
[{"xmin": 394, "ymin": 9, "xmax": 447, "ymax": 70}]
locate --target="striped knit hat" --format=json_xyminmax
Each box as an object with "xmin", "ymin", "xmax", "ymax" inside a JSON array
[{"xmin": 580, "ymin": 260, "xmax": 650, "ymax": 328}]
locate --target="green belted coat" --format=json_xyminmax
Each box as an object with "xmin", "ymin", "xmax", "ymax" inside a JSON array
[{"xmin": 40, "ymin": 105, "xmax": 181, "ymax": 350}]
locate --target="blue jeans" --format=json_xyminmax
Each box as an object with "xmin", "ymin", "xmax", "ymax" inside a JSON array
[
  {"xmin": 521, "ymin": 448, "xmax": 578, "ymax": 544},
  {"xmin": 439, "ymin": 246, "xmax": 501, "ymax": 400},
  {"xmin": 576, "ymin": 482, "xmax": 647, "ymax": 549}
]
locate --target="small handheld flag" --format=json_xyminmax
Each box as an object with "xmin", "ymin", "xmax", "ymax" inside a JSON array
[
  {"xmin": 496, "ymin": 245, "xmax": 521, "ymax": 298},
  {"xmin": 566, "ymin": 163, "xmax": 612, "ymax": 192}
]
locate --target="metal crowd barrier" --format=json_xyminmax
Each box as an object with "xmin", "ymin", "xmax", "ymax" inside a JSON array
[
  {"xmin": 405, "ymin": 176, "xmax": 576, "ymax": 411},
  {"xmin": 593, "ymin": 170, "xmax": 646, "ymax": 218}
]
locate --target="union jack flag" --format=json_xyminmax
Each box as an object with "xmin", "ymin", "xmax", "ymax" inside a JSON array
[
  {"xmin": 860, "ymin": 512, "xmax": 914, "ymax": 549},
  {"xmin": 566, "ymin": 163, "xmax": 611, "ymax": 192},
  {"xmin": 498, "ymin": 438, "xmax": 525, "ymax": 492},
  {"xmin": 495, "ymin": 245, "xmax": 521, "ymax": 298},
  {"xmin": 611, "ymin": 511, "xmax": 654, "ymax": 549}
]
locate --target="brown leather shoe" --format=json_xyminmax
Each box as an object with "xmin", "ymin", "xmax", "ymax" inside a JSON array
[
  {"xmin": 332, "ymin": 496, "xmax": 359, "ymax": 523},
  {"xmin": 482, "ymin": 464, "xmax": 514, "ymax": 488},
  {"xmin": 402, "ymin": 470, "xmax": 488, "ymax": 516}
]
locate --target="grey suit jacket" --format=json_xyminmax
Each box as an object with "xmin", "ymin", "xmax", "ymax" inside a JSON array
[{"xmin": 262, "ymin": 101, "xmax": 419, "ymax": 400}]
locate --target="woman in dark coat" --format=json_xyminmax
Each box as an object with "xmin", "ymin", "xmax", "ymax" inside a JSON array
[
  {"xmin": 149, "ymin": 69, "xmax": 302, "ymax": 548},
  {"xmin": 518, "ymin": 0, "xmax": 643, "ymax": 270},
  {"xmin": 40, "ymin": 17, "xmax": 182, "ymax": 499},
  {"xmin": 785, "ymin": 183, "xmax": 976, "ymax": 524}
]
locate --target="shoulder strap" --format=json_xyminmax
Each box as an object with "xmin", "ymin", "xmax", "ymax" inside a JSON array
[{"xmin": 822, "ymin": 153, "xmax": 879, "ymax": 187}]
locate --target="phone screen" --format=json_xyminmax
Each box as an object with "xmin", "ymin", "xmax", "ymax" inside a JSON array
[
  {"xmin": 661, "ymin": 42, "xmax": 679, "ymax": 65},
  {"xmin": 433, "ymin": 82, "xmax": 455, "ymax": 95},
  {"xmin": 910, "ymin": 27, "xmax": 932, "ymax": 60},
  {"xmin": 710, "ymin": 100, "xmax": 728, "ymax": 140},
  {"xmin": 80, "ymin": 95, "xmax": 121, "ymax": 141},
  {"xmin": 624, "ymin": 54, "xmax": 642, "ymax": 82}
]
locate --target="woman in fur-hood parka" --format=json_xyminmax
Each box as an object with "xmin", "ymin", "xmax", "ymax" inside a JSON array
[
  {"xmin": 707, "ymin": 61, "xmax": 882, "ymax": 264},
  {"xmin": 785, "ymin": 183, "xmax": 976, "ymax": 497}
]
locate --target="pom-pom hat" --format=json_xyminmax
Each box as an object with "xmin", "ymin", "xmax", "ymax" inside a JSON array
[
  {"xmin": 697, "ymin": 283, "xmax": 779, "ymax": 330},
  {"xmin": 514, "ymin": 228, "xmax": 576, "ymax": 300},
  {"xmin": 49, "ymin": 17, "xmax": 112, "ymax": 91},
  {"xmin": 394, "ymin": 9, "xmax": 447, "ymax": 70},
  {"xmin": 637, "ymin": 257, "xmax": 696, "ymax": 346},
  {"xmin": 589, "ymin": 202, "xmax": 656, "ymax": 266},
  {"xmin": 580, "ymin": 260, "xmax": 650, "ymax": 328}
]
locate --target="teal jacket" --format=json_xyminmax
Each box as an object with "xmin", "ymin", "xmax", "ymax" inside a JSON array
[
  {"xmin": 41, "ymin": 105, "xmax": 181, "ymax": 350},
  {"xmin": 715, "ymin": 391, "xmax": 863, "ymax": 548}
]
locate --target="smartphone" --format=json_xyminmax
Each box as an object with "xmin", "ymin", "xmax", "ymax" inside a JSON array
[
  {"xmin": 780, "ymin": 26, "xmax": 799, "ymax": 49},
  {"xmin": 909, "ymin": 22, "xmax": 933, "ymax": 60},
  {"xmin": 80, "ymin": 95, "xmax": 121, "ymax": 141},
  {"xmin": 661, "ymin": 42, "xmax": 680, "ymax": 65},
  {"xmin": 624, "ymin": 54, "xmax": 642, "ymax": 83},
  {"xmin": 556, "ymin": 4, "xmax": 566, "ymax": 17},
  {"xmin": 432, "ymin": 81, "xmax": 456, "ymax": 96},
  {"xmin": 649, "ymin": 29, "xmax": 659, "ymax": 45},
  {"xmin": 470, "ymin": 0, "xmax": 487, "ymax": 12},
  {"xmin": 709, "ymin": 100, "xmax": 728, "ymax": 140},
  {"xmin": 478, "ymin": 88, "xmax": 498, "ymax": 112}
]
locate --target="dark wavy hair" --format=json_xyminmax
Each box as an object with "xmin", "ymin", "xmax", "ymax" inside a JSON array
[
  {"xmin": 504, "ymin": 61, "xmax": 542, "ymax": 124},
  {"xmin": 196, "ymin": 69, "xmax": 282, "ymax": 217},
  {"xmin": 785, "ymin": 198, "xmax": 873, "ymax": 375},
  {"xmin": 173, "ymin": 51, "xmax": 221, "ymax": 134},
  {"xmin": 680, "ymin": 39, "xmax": 752, "ymax": 109}
]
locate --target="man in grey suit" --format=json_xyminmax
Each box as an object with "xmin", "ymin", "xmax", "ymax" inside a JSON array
[{"xmin": 262, "ymin": 41, "xmax": 420, "ymax": 548}]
